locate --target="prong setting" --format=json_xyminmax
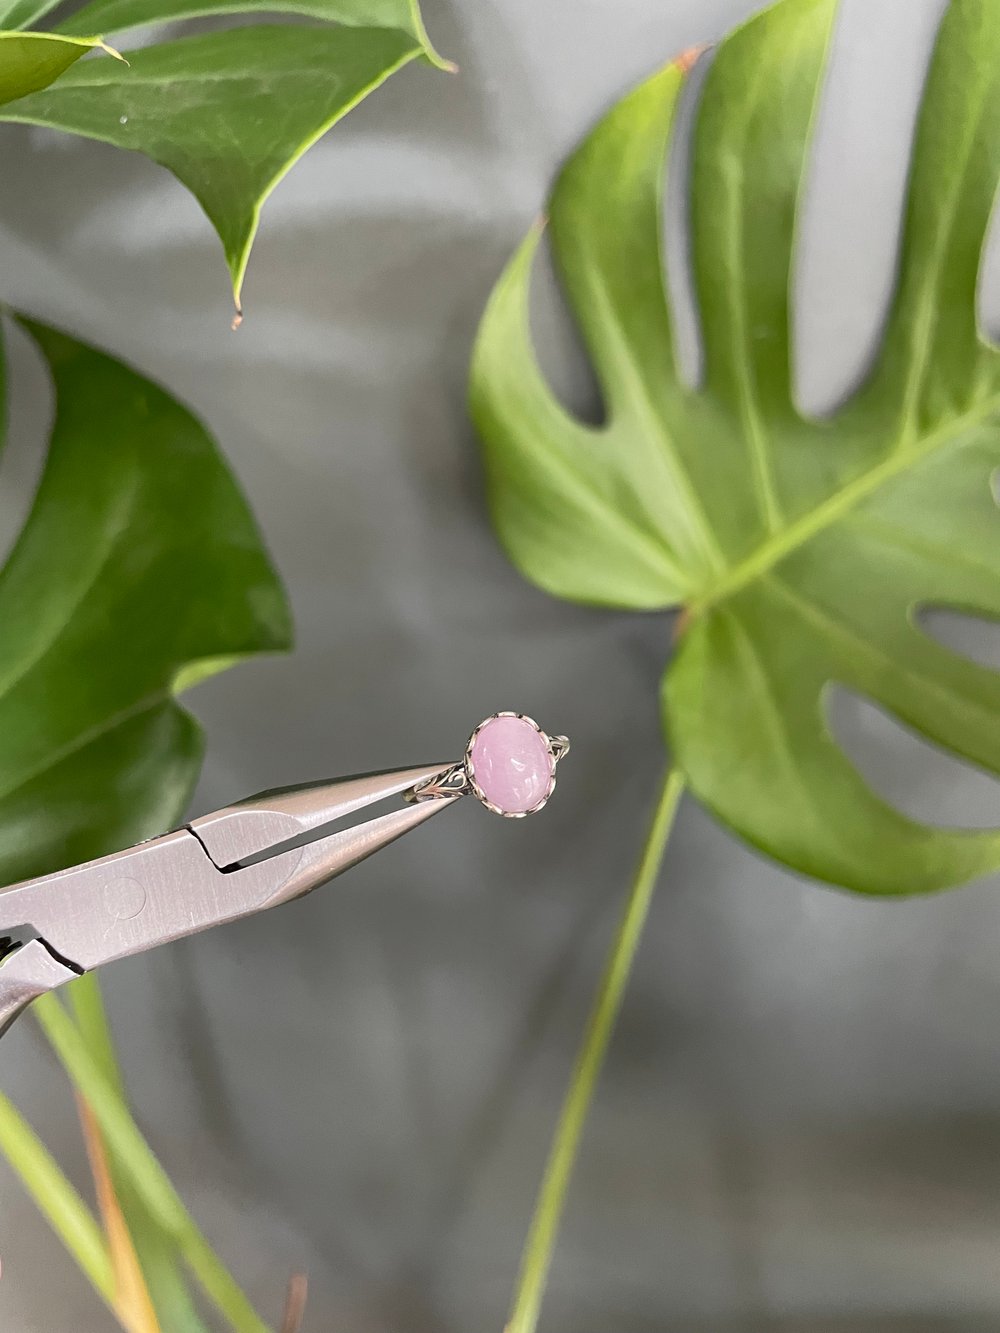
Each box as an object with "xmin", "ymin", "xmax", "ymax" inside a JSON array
[
  {"xmin": 408, "ymin": 713, "xmax": 570, "ymax": 815},
  {"xmin": 465, "ymin": 711, "xmax": 568, "ymax": 818}
]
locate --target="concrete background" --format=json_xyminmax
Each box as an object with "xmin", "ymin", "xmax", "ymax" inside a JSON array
[{"xmin": 3, "ymin": 0, "xmax": 1000, "ymax": 1328}]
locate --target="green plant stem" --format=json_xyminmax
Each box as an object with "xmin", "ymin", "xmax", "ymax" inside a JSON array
[
  {"xmin": 67, "ymin": 973, "xmax": 127, "ymax": 1096},
  {"xmin": 34, "ymin": 994, "xmax": 270, "ymax": 1333},
  {"xmin": 0, "ymin": 1088, "xmax": 115, "ymax": 1307},
  {"xmin": 506, "ymin": 765, "xmax": 686, "ymax": 1333},
  {"xmin": 62, "ymin": 974, "xmax": 211, "ymax": 1333}
]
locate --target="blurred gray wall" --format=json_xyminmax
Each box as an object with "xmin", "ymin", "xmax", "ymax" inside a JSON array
[{"xmin": 4, "ymin": 0, "xmax": 1000, "ymax": 1329}]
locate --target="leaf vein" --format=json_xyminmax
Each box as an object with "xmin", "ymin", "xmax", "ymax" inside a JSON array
[{"xmin": 692, "ymin": 391, "xmax": 1000, "ymax": 612}]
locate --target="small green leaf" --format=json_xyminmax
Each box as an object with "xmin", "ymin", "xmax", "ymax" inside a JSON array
[
  {"xmin": 0, "ymin": 314, "xmax": 290, "ymax": 887},
  {"xmin": 0, "ymin": 32, "xmax": 118, "ymax": 106},
  {"xmin": 471, "ymin": 0, "xmax": 1000, "ymax": 895},
  {"xmin": 0, "ymin": 24, "xmax": 425, "ymax": 312}
]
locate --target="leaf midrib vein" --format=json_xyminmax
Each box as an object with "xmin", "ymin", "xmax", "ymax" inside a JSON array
[
  {"xmin": 582, "ymin": 258, "xmax": 726, "ymax": 577},
  {"xmin": 690, "ymin": 390, "xmax": 1000, "ymax": 615},
  {"xmin": 0, "ymin": 469, "xmax": 140, "ymax": 703},
  {"xmin": 0, "ymin": 690, "xmax": 168, "ymax": 808},
  {"xmin": 0, "ymin": 468, "xmax": 166, "ymax": 807},
  {"xmin": 848, "ymin": 511, "xmax": 1000, "ymax": 588},
  {"xmin": 21, "ymin": 65, "xmax": 348, "ymax": 92},
  {"xmin": 530, "ymin": 427, "xmax": 690, "ymax": 587},
  {"xmin": 727, "ymin": 605, "xmax": 825, "ymax": 823},
  {"xmin": 719, "ymin": 57, "xmax": 783, "ymax": 535},
  {"xmin": 765, "ymin": 570, "xmax": 1000, "ymax": 727}
]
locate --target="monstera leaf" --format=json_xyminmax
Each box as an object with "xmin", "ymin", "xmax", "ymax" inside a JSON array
[
  {"xmin": 0, "ymin": 0, "xmax": 446, "ymax": 312},
  {"xmin": 471, "ymin": 0, "xmax": 1000, "ymax": 895},
  {"xmin": 0, "ymin": 314, "xmax": 290, "ymax": 886}
]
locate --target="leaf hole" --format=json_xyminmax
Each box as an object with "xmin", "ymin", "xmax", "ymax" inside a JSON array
[
  {"xmin": 793, "ymin": 1, "xmax": 946, "ymax": 419},
  {"xmin": 827, "ymin": 684, "xmax": 1000, "ymax": 832},
  {"xmin": 528, "ymin": 225, "xmax": 607, "ymax": 427},
  {"xmin": 977, "ymin": 188, "xmax": 1000, "ymax": 347},
  {"xmin": 917, "ymin": 606, "xmax": 1000, "ymax": 673},
  {"xmin": 660, "ymin": 47, "xmax": 712, "ymax": 391}
]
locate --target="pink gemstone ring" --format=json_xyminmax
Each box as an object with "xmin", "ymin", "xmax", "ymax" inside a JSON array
[{"xmin": 409, "ymin": 713, "xmax": 570, "ymax": 817}]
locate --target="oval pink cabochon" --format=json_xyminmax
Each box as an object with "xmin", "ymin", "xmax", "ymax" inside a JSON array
[{"xmin": 469, "ymin": 715, "xmax": 554, "ymax": 815}]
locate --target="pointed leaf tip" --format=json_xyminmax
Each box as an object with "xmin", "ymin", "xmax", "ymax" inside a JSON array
[
  {"xmin": 0, "ymin": 9, "xmax": 435, "ymax": 298},
  {"xmin": 0, "ymin": 31, "xmax": 119, "ymax": 106},
  {"xmin": 673, "ymin": 44, "xmax": 703, "ymax": 73},
  {"xmin": 96, "ymin": 39, "xmax": 127, "ymax": 64}
]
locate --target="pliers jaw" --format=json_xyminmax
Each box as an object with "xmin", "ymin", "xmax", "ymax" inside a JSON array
[
  {"xmin": 187, "ymin": 763, "xmax": 461, "ymax": 907},
  {"xmin": 0, "ymin": 762, "xmax": 459, "ymax": 1037},
  {"xmin": 0, "ymin": 714, "xmax": 570, "ymax": 1039}
]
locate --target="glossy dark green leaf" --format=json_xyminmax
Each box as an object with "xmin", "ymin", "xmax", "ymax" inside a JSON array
[
  {"xmin": 0, "ymin": 32, "xmax": 117, "ymax": 105},
  {"xmin": 0, "ymin": 25, "xmax": 426, "ymax": 311},
  {"xmin": 0, "ymin": 315, "xmax": 290, "ymax": 887},
  {"xmin": 471, "ymin": 0, "xmax": 1000, "ymax": 894}
]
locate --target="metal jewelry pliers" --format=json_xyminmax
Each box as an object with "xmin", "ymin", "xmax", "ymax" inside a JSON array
[{"xmin": 0, "ymin": 712, "xmax": 569, "ymax": 1037}]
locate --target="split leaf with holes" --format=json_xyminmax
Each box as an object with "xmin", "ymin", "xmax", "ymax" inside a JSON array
[
  {"xmin": 0, "ymin": 0, "xmax": 446, "ymax": 312},
  {"xmin": 471, "ymin": 0, "xmax": 1000, "ymax": 895}
]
